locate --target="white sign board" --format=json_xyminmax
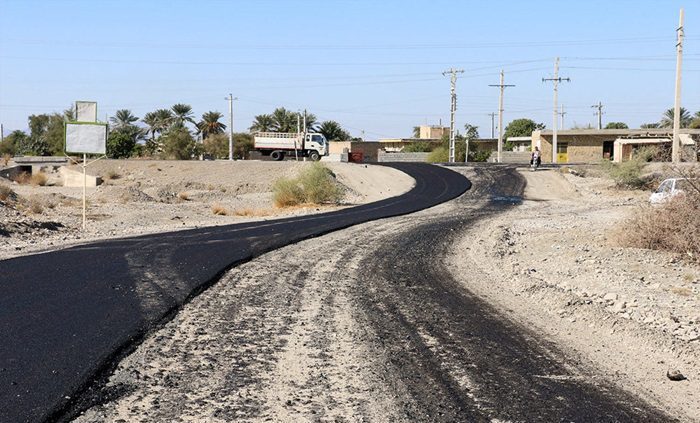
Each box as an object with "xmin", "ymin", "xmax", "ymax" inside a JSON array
[
  {"xmin": 76, "ymin": 101, "xmax": 97, "ymax": 122},
  {"xmin": 65, "ymin": 123, "xmax": 107, "ymax": 154}
]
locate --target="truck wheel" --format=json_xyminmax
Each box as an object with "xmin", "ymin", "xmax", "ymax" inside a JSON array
[
  {"xmin": 308, "ymin": 151, "xmax": 320, "ymax": 161},
  {"xmin": 270, "ymin": 150, "xmax": 284, "ymax": 161}
]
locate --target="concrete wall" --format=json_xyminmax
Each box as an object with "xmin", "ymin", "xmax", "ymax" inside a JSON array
[
  {"xmin": 533, "ymin": 131, "xmax": 610, "ymax": 163},
  {"xmin": 59, "ymin": 167, "xmax": 102, "ymax": 187},
  {"xmin": 419, "ymin": 126, "xmax": 448, "ymax": 139},
  {"xmin": 489, "ymin": 151, "xmax": 531, "ymax": 164},
  {"xmin": 377, "ymin": 152, "xmax": 430, "ymax": 162},
  {"xmin": 328, "ymin": 141, "xmax": 382, "ymax": 162}
]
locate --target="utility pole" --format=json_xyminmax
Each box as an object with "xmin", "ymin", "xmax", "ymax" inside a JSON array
[
  {"xmin": 303, "ymin": 109, "xmax": 307, "ymax": 161},
  {"xmin": 488, "ymin": 112, "xmax": 497, "ymax": 139},
  {"xmin": 591, "ymin": 102, "xmax": 604, "ymax": 130},
  {"xmin": 0, "ymin": 123, "xmax": 3, "ymax": 144},
  {"xmin": 442, "ymin": 68, "xmax": 464, "ymax": 163},
  {"xmin": 542, "ymin": 57, "xmax": 570, "ymax": 164},
  {"xmin": 226, "ymin": 94, "xmax": 236, "ymax": 160},
  {"xmin": 558, "ymin": 105, "xmax": 567, "ymax": 129},
  {"xmin": 489, "ymin": 70, "xmax": 515, "ymax": 163},
  {"xmin": 672, "ymin": 8, "xmax": 684, "ymax": 163},
  {"xmin": 295, "ymin": 111, "xmax": 300, "ymax": 161}
]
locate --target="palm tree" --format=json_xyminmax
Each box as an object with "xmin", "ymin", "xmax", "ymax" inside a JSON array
[
  {"xmin": 142, "ymin": 109, "xmax": 174, "ymax": 139},
  {"xmin": 303, "ymin": 112, "xmax": 319, "ymax": 133},
  {"xmin": 171, "ymin": 103, "xmax": 196, "ymax": 128},
  {"xmin": 659, "ymin": 107, "xmax": 692, "ymax": 128},
  {"xmin": 250, "ymin": 114, "xmax": 274, "ymax": 132},
  {"xmin": 271, "ymin": 107, "xmax": 296, "ymax": 132},
  {"xmin": 197, "ymin": 111, "xmax": 227, "ymax": 139},
  {"xmin": 318, "ymin": 121, "xmax": 350, "ymax": 141},
  {"xmin": 412, "ymin": 126, "xmax": 421, "ymax": 138},
  {"xmin": 110, "ymin": 109, "xmax": 139, "ymax": 129}
]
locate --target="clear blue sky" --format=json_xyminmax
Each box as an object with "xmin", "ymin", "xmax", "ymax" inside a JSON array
[{"xmin": 1, "ymin": 0, "xmax": 698, "ymax": 139}]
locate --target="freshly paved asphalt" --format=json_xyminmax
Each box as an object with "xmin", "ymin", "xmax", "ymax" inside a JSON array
[{"xmin": 0, "ymin": 163, "xmax": 470, "ymax": 422}]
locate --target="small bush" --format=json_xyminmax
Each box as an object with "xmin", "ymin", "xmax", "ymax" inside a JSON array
[
  {"xmin": 233, "ymin": 208, "xmax": 271, "ymax": 217},
  {"xmin": 104, "ymin": 169, "xmax": 121, "ymax": 180},
  {"xmin": 178, "ymin": 192, "xmax": 190, "ymax": 201},
  {"xmin": 27, "ymin": 199, "xmax": 43, "ymax": 214},
  {"xmin": 601, "ymin": 158, "xmax": 646, "ymax": 189},
  {"xmin": 273, "ymin": 163, "xmax": 344, "ymax": 207},
  {"xmin": 0, "ymin": 185, "xmax": 15, "ymax": 202},
  {"xmin": 273, "ymin": 178, "xmax": 305, "ymax": 207},
  {"xmin": 211, "ymin": 204, "xmax": 229, "ymax": 215},
  {"xmin": 427, "ymin": 146, "xmax": 449, "ymax": 163},
  {"xmin": 616, "ymin": 191, "xmax": 700, "ymax": 263},
  {"xmin": 16, "ymin": 171, "xmax": 31, "ymax": 184},
  {"xmin": 403, "ymin": 142, "xmax": 434, "ymax": 153},
  {"xmin": 30, "ymin": 172, "xmax": 48, "ymax": 186},
  {"xmin": 2, "ymin": 153, "xmax": 10, "ymax": 166}
]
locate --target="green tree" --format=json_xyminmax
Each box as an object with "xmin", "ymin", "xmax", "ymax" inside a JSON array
[
  {"xmin": 690, "ymin": 111, "xmax": 700, "ymax": 129},
  {"xmin": 504, "ymin": 118, "xmax": 546, "ymax": 140},
  {"xmin": 202, "ymin": 133, "xmax": 229, "ymax": 159},
  {"xmin": 412, "ymin": 126, "xmax": 421, "ymax": 138},
  {"xmin": 27, "ymin": 112, "xmax": 67, "ymax": 155},
  {"xmin": 464, "ymin": 123, "xmax": 479, "ymax": 140},
  {"xmin": 197, "ymin": 111, "xmax": 226, "ymax": 139},
  {"xmin": 318, "ymin": 121, "xmax": 350, "ymax": 141},
  {"xmin": 233, "ymin": 133, "xmax": 254, "ymax": 159},
  {"xmin": 162, "ymin": 127, "xmax": 195, "ymax": 160},
  {"xmin": 250, "ymin": 114, "xmax": 274, "ymax": 132},
  {"xmin": 659, "ymin": 107, "xmax": 691, "ymax": 128},
  {"xmin": 110, "ymin": 109, "xmax": 139, "ymax": 129},
  {"xmin": 1, "ymin": 130, "xmax": 28, "ymax": 156},
  {"xmin": 106, "ymin": 130, "xmax": 136, "ymax": 158},
  {"xmin": 605, "ymin": 122, "xmax": 629, "ymax": 129},
  {"xmin": 640, "ymin": 122, "xmax": 659, "ymax": 129},
  {"xmin": 171, "ymin": 103, "xmax": 196, "ymax": 128}
]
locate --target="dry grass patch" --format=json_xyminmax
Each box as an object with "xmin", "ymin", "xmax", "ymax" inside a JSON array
[
  {"xmin": 211, "ymin": 203, "xmax": 229, "ymax": 216},
  {"xmin": 273, "ymin": 163, "xmax": 344, "ymax": 208},
  {"xmin": 23, "ymin": 172, "xmax": 48, "ymax": 186},
  {"xmin": 232, "ymin": 208, "xmax": 272, "ymax": 217},
  {"xmin": 2, "ymin": 153, "xmax": 11, "ymax": 166},
  {"xmin": 669, "ymin": 286, "xmax": 693, "ymax": 297},
  {"xmin": 0, "ymin": 185, "xmax": 15, "ymax": 202},
  {"xmin": 178, "ymin": 191, "xmax": 190, "ymax": 201},
  {"xmin": 616, "ymin": 191, "xmax": 700, "ymax": 263},
  {"xmin": 25, "ymin": 199, "xmax": 44, "ymax": 214},
  {"xmin": 104, "ymin": 169, "xmax": 121, "ymax": 180}
]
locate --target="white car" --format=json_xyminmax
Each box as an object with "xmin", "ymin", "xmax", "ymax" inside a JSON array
[{"xmin": 649, "ymin": 178, "xmax": 696, "ymax": 204}]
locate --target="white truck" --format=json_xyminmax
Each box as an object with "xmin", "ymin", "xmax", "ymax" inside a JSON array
[{"xmin": 253, "ymin": 132, "xmax": 328, "ymax": 161}]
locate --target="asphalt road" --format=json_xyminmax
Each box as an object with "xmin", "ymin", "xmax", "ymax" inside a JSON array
[{"xmin": 0, "ymin": 163, "xmax": 469, "ymax": 422}]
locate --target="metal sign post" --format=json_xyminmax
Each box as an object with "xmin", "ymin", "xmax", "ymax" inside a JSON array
[{"xmin": 65, "ymin": 101, "xmax": 107, "ymax": 231}]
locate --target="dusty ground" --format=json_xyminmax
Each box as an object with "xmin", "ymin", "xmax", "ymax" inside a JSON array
[
  {"xmin": 68, "ymin": 165, "xmax": 699, "ymax": 422},
  {"xmin": 3, "ymin": 160, "xmax": 698, "ymax": 420},
  {"xmin": 449, "ymin": 167, "xmax": 700, "ymax": 420},
  {"xmin": 0, "ymin": 159, "xmax": 413, "ymax": 259}
]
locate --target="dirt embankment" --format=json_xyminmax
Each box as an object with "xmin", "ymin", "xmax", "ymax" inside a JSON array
[
  {"xmin": 0, "ymin": 160, "xmax": 413, "ymax": 260},
  {"xmin": 449, "ymin": 167, "xmax": 700, "ymax": 420}
]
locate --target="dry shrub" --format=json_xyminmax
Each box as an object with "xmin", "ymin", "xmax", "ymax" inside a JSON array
[
  {"xmin": 0, "ymin": 185, "xmax": 15, "ymax": 202},
  {"xmin": 211, "ymin": 203, "xmax": 229, "ymax": 215},
  {"xmin": 16, "ymin": 171, "xmax": 31, "ymax": 184},
  {"xmin": 273, "ymin": 163, "xmax": 344, "ymax": 208},
  {"xmin": 104, "ymin": 169, "xmax": 121, "ymax": 180},
  {"xmin": 233, "ymin": 208, "xmax": 271, "ymax": 217},
  {"xmin": 27, "ymin": 199, "xmax": 43, "ymax": 214},
  {"xmin": 600, "ymin": 158, "xmax": 648, "ymax": 189},
  {"xmin": 2, "ymin": 153, "xmax": 11, "ymax": 166},
  {"xmin": 616, "ymin": 192, "xmax": 700, "ymax": 262},
  {"xmin": 30, "ymin": 172, "xmax": 48, "ymax": 186},
  {"xmin": 178, "ymin": 191, "xmax": 190, "ymax": 201}
]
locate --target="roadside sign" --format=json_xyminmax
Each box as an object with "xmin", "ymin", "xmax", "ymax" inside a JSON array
[{"xmin": 65, "ymin": 122, "xmax": 107, "ymax": 155}]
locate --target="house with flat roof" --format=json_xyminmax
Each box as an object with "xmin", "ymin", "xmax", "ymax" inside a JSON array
[{"xmin": 531, "ymin": 129, "xmax": 700, "ymax": 163}]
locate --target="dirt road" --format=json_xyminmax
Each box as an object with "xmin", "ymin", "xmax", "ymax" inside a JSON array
[{"xmin": 75, "ymin": 166, "xmax": 670, "ymax": 422}]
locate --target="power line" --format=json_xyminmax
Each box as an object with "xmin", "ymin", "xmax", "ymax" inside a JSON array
[{"xmin": 591, "ymin": 102, "xmax": 605, "ymax": 129}]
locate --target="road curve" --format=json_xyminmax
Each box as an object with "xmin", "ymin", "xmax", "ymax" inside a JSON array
[{"xmin": 0, "ymin": 163, "xmax": 470, "ymax": 422}]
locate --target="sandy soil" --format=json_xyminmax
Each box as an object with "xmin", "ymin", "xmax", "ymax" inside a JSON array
[
  {"xmin": 449, "ymin": 167, "xmax": 700, "ymax": 420},
  {"xmin": 0, "ymin": 159, "xmax": 414, "ymax": 259}
]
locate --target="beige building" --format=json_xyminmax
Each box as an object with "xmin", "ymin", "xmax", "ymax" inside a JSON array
[
  {"xmin": 531, "ymin": 129, "xmax": 700, "ymax": 163},
  {"xmin": 418, "ymin": 125, "xmax": 449, "ymax": 140}
]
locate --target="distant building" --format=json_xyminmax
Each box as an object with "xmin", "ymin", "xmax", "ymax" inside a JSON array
[
  {"xmin": 418, "ymin": 125, "xmax": 449, "ymax": 140},
  {"xmin": 531, "ymin": 129, "xmax": 700, "ymax": 163}
]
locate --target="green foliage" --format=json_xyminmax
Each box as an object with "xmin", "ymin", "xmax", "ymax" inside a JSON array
[
  {"xmin": 463, "ymin": 123, "xmax": 479, "ymax": 140},
  {"xmin": 504, "ymin": 118, "xmax": 546, "ymax": 140},
  {"xmin": 318, "ymin": 120, "xmax": 350, "ymax": 141},
  {"xmin": 161, "ymin": 127, "xmax": 195, "ymax": 160},
  {"xmin": 273, "ymin": 163, "xmax": 344, "ymax": 207},
  {"xmin": 202, "ymin": 133, "xmax": 229, "ymax": 159},
  {"xmin": 249, "ymin": 114, "xmax": 274, "ymax": 132},
  {"xmin": 600, "ymin": 157, "xmax": 646, "ymax": 189},
  {"xmin": 251, "ymin": 108, "xmax": 318, "ymax": 133},
  {"xmin": 233, "ymin": 133, "xmax": 254, "ymax": 159},
  {"xmin": 1, "ymin": 130, "xmax": 28, "ymax": 156},
  {"xmin": 107, "ymin": 130, "xmax": 136, "ymax": 159},
  {"xmin": 605, "ymin": 122, "xmax": 629, "ymax": 129},
  {"xmin": 171, "ymin": 103, "xmax": 196, "ymax": 128},
  {"xmin": 469, "ymin": 149, "xmax": 491, "ymax": 162},
  {"xmin": 110, "ymin": 109, "xmax": 139, "ymax": 129},
  {"xmin": 27, "ymin": 112, "xmax": 66, "ymax": 155},
  {"xmin": 412, "ymin": 126, "xmax": 420, "ymax": 138},
  {"xmin": 640, "ymin": 122, "xmax": 660, "ymax": 129},
  {"xmin": 403, "ymin": 141, "xmax": 434, "ymax": 152},
  {"xmin": 427, "ymin": 146, "xmax": 449, "ymax": 163},
  {"xmin": 197, "ymin": 111, "xmax": 226, "ymax": 139},
  {"xmin": 660, "ymin": 107, "xmax": 691, "ymax": 129}
]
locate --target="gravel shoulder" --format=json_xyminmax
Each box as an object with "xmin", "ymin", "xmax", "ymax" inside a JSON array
[
  {"xmin": 0, "ymin": 159, "xmax": 413, "ymax": 260},
  {"xmin": 448, "ymin": 166, "xmax": 700, "ymax": 420},
  {"xmin": 73, "ymin": 166, "xmax": 677, "ymax": 422}
]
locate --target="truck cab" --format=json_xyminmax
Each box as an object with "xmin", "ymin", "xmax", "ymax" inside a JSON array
[{"xmin": 305, "ymin": 133, "xmax": 328, "ymax": 159}]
